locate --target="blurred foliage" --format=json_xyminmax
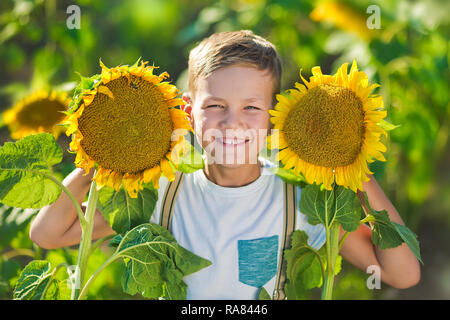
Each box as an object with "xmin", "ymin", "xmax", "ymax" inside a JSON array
[{"xmin": 0, "ymin": 0, "xmax": 448, "ymax": 299}]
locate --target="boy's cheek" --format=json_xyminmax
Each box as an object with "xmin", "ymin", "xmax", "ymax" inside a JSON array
[{"xmin": 192, "ymin": 117, "xmax": 213, "ymax": 150}]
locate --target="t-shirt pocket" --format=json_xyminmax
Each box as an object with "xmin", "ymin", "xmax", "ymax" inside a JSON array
[{"xmin": 237, "ymin": 235, "xmax": 278, "ymax": 288}]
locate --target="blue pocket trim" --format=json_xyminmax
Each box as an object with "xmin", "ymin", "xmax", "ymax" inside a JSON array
[{"xmin": 237, "ymin": 235, "xmax": 279, "ymax": 288}]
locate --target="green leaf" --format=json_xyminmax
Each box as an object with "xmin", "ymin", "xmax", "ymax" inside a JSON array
[
  {"xmin": 318, "ymin": 246, "xmax": 342, "ymax": 277},
  {"xmin": 271, "ymin": 167, "xmax": 307, "ymax": 188},
  {"xmin": 300, "ymin": 184, "xmax": 360, "ymax": 231},
  {"xmin": 0, "ymin": 133, "xmax": 63, "ymax": 208},
  {"xmin": 258, "ymin": 286, "xmax": 271, "ymax": 300},
  {"xmin": 177, "ymin": 143, "xmax": 204, "ymax": 174},
  {"xmin": 0, "ymin": 203, "xmax": 36, "ymax": 250},
  {"xmin": 116, "ymin": 223, "xmax": 211, "ymax": 300},
  {"xmin": 284, "ymin": 230, "xmax": 324, "ymax": 299},
  {"xmin": 365, "ymin": 196, "xmax": 422, "ymax": 264},
  {"xmin": 67, "ymin": 73, "xmax": 102, "ymax": 113},
  {"xmin": 0, "ymin": 256, "xmax": 22, "ymax": 295},
  {"xmin": 12, "ymin": 260, "xmax": 68, "ymax": 300},
  {"xmin": 108, "ymin": 234, "xmax": 123, "ymax": 248},
  {"xmin": 299, "ymin": 184, "xmax": 334, "ymax": 226},
  {"xmin": 378, "ymin": 119, "xmax": 400, "ymax": 131},
  {"xmin": 370, "ymin": 210, "xmax": 404, "ymax": 249},
  {"xmin": 13, "ymin": 260, "xmax": 52, "ymax": 300},
  {"xmin": 392, "ymin": 222, "xmax": 423, "ymax": 264},
  {"xmin": 334, "ymin": 186, "xmax": 360, "ymax": 232},
  {"xmin": 97, "ymin": 183, "xmax": 158, "ymax": 234}
]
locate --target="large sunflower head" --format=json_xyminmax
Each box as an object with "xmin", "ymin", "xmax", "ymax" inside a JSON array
[
  {"xmin": 62, "ymin": 59, "xmax": 192, "ymax": 197},
  {"xmin": 267, "ymin": 60, "xmax": 387, "ymax": 192},
  {"xmin": 2, "ymin": 90, "xmax": 70, "ymax": 140}
]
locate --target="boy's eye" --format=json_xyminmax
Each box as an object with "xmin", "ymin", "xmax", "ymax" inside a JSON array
[
  {"xmin": 206, "ymin": 104, "xmax": 223, "ymax": 109},
  {"xmin": 245, "ymin": 106, "xmax": 259, "ymax": 110}
]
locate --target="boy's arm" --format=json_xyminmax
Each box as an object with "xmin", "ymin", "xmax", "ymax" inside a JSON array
[
  {"xmin": 339, "ymin": 174, "xmax": 421, "ymax": 289},
  {"xmin": 29, "ymin": 167, "xmax": 115, "ymax": 249}
]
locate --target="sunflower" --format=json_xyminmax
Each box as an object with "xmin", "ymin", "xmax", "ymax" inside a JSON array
[
  {"xmin": 2, "ymin": 90, "xmax": 70, "ymax": 140},
  {"xmin": 62, "ymin": 59, "xmax": 192, "ymax": 198},
  {"xmin": 267, "ymin": 60, "xmax": 387, "ymax": 192}
]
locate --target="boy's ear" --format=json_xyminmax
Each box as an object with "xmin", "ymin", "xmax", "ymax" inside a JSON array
[
  {"xmin": 182, "ymin": 92, "xmax": 192, "ymax": 105},
  {"xmin": 181, "ymin": 92, "xmax": 193, "ymax": 126}
]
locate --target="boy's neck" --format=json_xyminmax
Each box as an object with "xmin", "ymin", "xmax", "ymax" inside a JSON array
[{"xmin": 203, "ymin": 162, "xmax": 262, "ymax": 187}]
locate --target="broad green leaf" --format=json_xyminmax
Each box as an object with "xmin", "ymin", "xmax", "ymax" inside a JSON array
[
  {"xmin": 334, "ymin": 187, "xmax": 360, "ymax": 232},
  {"xmin": 300, "ymin": 184, "xmax": 360, "ymax": 231},
  {"xmin": 284, "ymin": 230, "xmax": 324, "ymax": 299},
  {"xmin": 97, "ymin": 183, "xmax": 158, "ymax": 234},
  {"xmin": 108, "ymin": 234, "xmax": 123, "ymax": 248},
  {"xmin": 365, "ymin": 196, "xmax": 422, "ymax": 264},
  {"xmin": 370, "ymin": 210, "xmax": 404, "ymax": 249},
  {"xmin": 299, "ymin": 184, "xmax": 334, "ymax": 226},
  {"xmin": 13, "ymin": 260, "xmax": 52, "ymax": 300},
  {"xmin": 116, "ymin": 223, "xmax": 211, "ymax": 300},
  {"xmin": 13, "ymin": 260, "xmax": 68, "ymax": 300},
  {"xmin": 393, "ymin": 222, "xmax": 422, "ymax": 264},
  {"xmin": 0, "ymin": 133, "xmax": 63, "ymax": 208}
]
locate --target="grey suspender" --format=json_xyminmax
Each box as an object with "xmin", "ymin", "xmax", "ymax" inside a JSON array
[
  {"xmin": 160, "ymin": 171, "xmax": 185, "ymax": 233},
  {"xmin": 273, "ymin": 182, "xmax": 296, "ymax": 300}
]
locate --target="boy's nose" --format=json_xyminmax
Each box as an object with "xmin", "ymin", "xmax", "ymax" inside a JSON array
[{"xmin": 220, "ymin": 109, "xmax": 245, "ymax": 130}]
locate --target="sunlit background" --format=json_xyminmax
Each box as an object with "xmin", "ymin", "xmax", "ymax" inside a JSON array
[{"xmin": 0, "ymin": 0, "xmax": 449, "ymax": 299}]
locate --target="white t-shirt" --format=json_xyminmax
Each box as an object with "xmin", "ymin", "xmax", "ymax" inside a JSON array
[{"xmin": 150, "ymin": 166, "xmax": 326, "ymax": 300}]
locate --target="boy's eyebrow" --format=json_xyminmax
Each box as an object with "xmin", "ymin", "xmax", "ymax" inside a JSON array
[{"xmin": 203, "ymin": 96, "xmax": 264, "ymax": 103}]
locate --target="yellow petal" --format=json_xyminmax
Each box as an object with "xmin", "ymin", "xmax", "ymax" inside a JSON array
[
  {"xmin": 97, "ymin": 85, "xmax": 115, "ymax": 100},
  {"xmin": 161, "ymin": 158, "xmax": 175, "ymax": 181},
  {"xmin": 143, "ymin": 165, "xmax": 160, "ymax": 183}
]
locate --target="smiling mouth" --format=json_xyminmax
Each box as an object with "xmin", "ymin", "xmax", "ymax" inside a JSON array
[{"xmin": 216, "ymin": 137, "xmax": 251, "ymax": 146}]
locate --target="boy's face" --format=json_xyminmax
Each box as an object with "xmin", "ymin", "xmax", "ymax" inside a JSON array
[{"xmin": 185, "ymin": 64, "xmax": 274, "ymax": 167}]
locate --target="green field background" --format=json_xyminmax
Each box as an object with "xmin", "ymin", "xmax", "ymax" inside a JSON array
[{"xmin": 0, "ymin": 0, "xmax": 448, "ymax": 299}]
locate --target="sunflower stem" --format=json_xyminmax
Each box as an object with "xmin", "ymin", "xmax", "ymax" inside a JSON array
[
  {"xmin": 321, "ymin": 183, "xmax": 340, "ymax": 300},
  {"xmin": 338, "ymin": 231, "xmax": 350, "ymax": 251},
  {"xmin": 357, "ymin": 190, "xmax": 374, "ymax": 228},
  {"xmin": 71, "ymin": 173, "xmax": 98, "ymax": 300},
  {"xmin": 78, "ymin": 251, "xmax": 120, "ymax": 300},
  {"xmin": 321, "ymin": 222, "xmax": 340, "ymax": 300}
]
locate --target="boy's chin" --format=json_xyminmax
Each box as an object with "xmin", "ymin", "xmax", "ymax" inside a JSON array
[
  {"xmin": 214, "ymin": 162, "xmax": 251, "ymax": 169},
  {"xmin": 205, "ymin": 155, "xmax": 260, "ymax": 168}
]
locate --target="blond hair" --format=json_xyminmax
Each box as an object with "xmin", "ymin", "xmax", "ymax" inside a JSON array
[{"xmin": 188, "ymin": 30, "xmax": 282, "ymax": 104}]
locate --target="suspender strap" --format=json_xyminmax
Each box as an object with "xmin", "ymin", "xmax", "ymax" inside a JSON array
[
  {"xmin": 160, "ymin": 171, "xmax": 185, "ymax": 232},
  {"xmin": 273, "ymin": 182, "xmax": 297, "ymax": 300}
]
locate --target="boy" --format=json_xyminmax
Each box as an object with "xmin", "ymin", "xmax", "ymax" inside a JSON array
[{"xmin": 30, "ymin": 30, "xmax": 420, "ymax": 299}]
